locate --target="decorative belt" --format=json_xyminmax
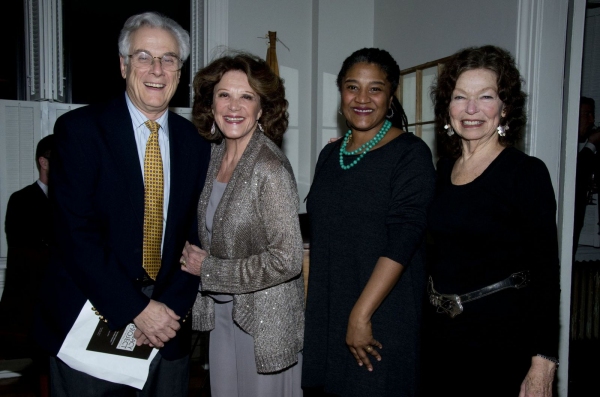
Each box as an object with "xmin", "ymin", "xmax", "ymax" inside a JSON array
[{"xmin": 428, "ymin": 270, "xmax": 530, "ymax": 318}]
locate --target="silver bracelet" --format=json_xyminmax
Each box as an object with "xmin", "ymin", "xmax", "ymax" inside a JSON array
[{"xmin": 536, "ymin": 354, "xmax": 559, "ymax": 366}]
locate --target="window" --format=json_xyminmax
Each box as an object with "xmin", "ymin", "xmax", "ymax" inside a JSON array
[
  {"xmin": 400, "ymin": 57, "xmax": 450, "ymax": 162},
  {"xmin": 0, "ymin": 2, "xmax": 26, "ymax": 100},
  {"xmin": 3, "ymin": 0, "xmax": 204, "ymax": 107}
]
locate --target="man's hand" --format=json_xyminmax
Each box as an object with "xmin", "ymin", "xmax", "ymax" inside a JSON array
[
  {"xmin": 133, "ymin": 328, "xmax": 153, "ymax": 347},
  {"xmin": 133, "ymin": 299, "xmax": 181, "ymax": 348}
]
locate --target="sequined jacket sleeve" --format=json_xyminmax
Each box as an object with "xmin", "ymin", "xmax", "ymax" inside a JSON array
[
  {"xmin": 192, "ymin": 132, "xmax": 305, "ymax": 373},
  {"xmin": 199, "ymin": 138, "xmax": 303, "ymax": 293}
]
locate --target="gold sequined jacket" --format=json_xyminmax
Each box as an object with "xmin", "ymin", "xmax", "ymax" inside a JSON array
[{"xmin": 192, "ymin": 131, "xmax": 305, "ymax": 374}]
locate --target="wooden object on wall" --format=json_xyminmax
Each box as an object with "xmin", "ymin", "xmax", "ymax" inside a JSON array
[{"xmin": 266, "ymin": 31, "xmax": 279, "ymax": 76}]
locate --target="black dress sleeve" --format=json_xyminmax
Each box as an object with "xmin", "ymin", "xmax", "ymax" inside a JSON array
[
  {"xmin": 515, "ymin": 156, "xmax": 560, "ymax": 359},
  {"xmin": 382, "ymin": 139, "xmax": 436, "ymax": 266}
]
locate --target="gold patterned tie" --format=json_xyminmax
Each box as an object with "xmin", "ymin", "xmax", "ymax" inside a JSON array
[{"xmin": 143, "ymin": 120, "xmax": 163, "ymax": 280}]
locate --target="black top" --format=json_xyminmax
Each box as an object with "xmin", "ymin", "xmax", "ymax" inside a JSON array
[
  {"xmin": 302, "ymin": 133, "xmax": 435, "ymax": 396},
  {"xmin": 426, "ymin": 147, "xmax": 560, "ymax": 358}
]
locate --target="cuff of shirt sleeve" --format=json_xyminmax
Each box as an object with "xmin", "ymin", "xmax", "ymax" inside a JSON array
[{"xmin": 584, "ymin": 142, "xmax": 597, "ymax": 153}]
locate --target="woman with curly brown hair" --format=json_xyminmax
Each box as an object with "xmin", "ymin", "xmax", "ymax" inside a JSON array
[
  {"xmin": 422, "ymin": 45, "xmax": 560, "ymax": 397},
  {"xmin": 180, "ymin": 52, "xmax": 304, "ymax": 397}
]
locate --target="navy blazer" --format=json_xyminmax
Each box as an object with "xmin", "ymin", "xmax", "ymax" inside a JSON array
[{"xmin": 34, "ymin": 96, "xmax": 210, "ymax": 360}]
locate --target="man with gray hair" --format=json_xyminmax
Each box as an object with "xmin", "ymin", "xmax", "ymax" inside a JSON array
[{"xmin": 33, "ymin": 12, "xmax": 210, "ymax": 396}]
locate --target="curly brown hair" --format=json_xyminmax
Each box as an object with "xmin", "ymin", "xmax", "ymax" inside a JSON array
[
  {"xmin": 431, "ymin": 45, "xmax": 527, "ymax": 158},
  {"xmin": 192, "ymin": 51, "xmax": 288, "ymax": 146}
]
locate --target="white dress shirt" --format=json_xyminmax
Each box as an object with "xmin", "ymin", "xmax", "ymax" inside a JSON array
[{"xmin": 125, "ymin": 93, "xmax": 171, "ymax": 251}]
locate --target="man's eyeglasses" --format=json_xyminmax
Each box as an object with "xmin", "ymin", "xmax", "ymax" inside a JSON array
[{"xmin": 128, "ymin": 51, "xmax": 182, "ymax": 72}]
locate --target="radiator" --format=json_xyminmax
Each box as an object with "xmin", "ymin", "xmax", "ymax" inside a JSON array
[{"xmin": 571, "ymin": 261, "xmax": 600, "ymax": 340}]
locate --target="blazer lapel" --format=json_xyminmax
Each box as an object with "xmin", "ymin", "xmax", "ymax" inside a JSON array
[
  {"xmin": 100, "ymin": 97, "xmax": 145, "ymax": 229},
  {"xmin": 163, "ymin": 115, "xmax": 181, "ymax": 252}
]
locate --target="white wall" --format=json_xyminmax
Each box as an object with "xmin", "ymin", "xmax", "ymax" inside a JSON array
[
  {"xmin": 311, "ymin": 1, "xmax": 374, "ymax": 168},
  {"xmin": 374, "ymin": 0, "xmax": 520, "ymax": 68},
  {"xmin": 226, "ymin": 0, "xmax": 313, "ymax": 210},
  {"xmin": 226, "ymin": 0, "xmax": 374, "ymax": 211},
  {"xmin": 225, "ymin": 0, "xmax": 523, "ymax": 204}
]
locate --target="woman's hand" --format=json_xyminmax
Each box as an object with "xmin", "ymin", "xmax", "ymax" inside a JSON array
[
  {"xmin": 344, "ymin": 257, "xmax": 403, "ymax": 372},
  {"xmin": 180, "ymin": 241, "xmax": 208, "ymax": 276},
  {"xmin": 346, "ymin": 309, "xmax": 382, "ymax": 372},
  {"xmin": 519, "ymin": 356, "xmax": 556, "ymax": 397}
]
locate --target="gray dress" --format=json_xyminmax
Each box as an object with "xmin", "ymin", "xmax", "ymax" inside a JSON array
[{"xmin": 206, "ymin": 180, "xmax": 303, "ymax": 397}]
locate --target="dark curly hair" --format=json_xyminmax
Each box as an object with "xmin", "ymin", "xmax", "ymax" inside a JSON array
[
  {"xmin": 431, "ymin": 45, "xmax": 527, "ymax": 158},
  {"xmin": 192, "ymin": 51, "xmax": 288, "ymax": 146},
  {"xmin": 337, "ymin": 48, "xmax": 409, "ymax": 132}
]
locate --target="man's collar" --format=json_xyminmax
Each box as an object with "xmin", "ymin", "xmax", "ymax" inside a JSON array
[{"xmin": 124, "ymin": 92, "xmax": 169, "ymax": 133}]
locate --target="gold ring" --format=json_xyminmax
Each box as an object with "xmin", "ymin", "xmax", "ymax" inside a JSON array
[
  {"xmin": 181, "ymin": 259, "xmax": 187, "ymax": 267},
  {"xmin": 366, "ymin": 346, "xmax": 372, "ymax": 352}
]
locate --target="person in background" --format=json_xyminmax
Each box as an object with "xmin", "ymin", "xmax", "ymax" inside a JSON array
[
  {"xmin": 33, "ymin": 11, "xmax": 210, "ymax": 396},
  {"xmin": 2, "ymin": 134, "xmax": 54, "ymax": 340},
  {"xmin": 574, "ymin": 96, "xmax": 599, "ymax": 254},
  {"xmin": 423, "ymin": 45, "xmax": 560, "ymax": 397},
  {"xmin": 302, "ymin": 47, "xmax": 436, "ymax": 396},
  {"xmin": 0, "ymin": 134, "xmax": 54, "ymax": 393},
  {"xmin": 181, "ymin": 51, "xmax": 304, "ymax": 397}
]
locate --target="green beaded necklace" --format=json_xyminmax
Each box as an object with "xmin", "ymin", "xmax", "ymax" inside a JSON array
[{"xmin": 339, "ymin": 119, "xmax": 392, "ymax": 170}]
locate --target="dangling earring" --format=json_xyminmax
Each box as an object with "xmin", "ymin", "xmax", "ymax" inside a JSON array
[
  {"xmin": 444, "ymin": 124, "xmax": 454, "ymax": 136},
  {"xmin": 497, "ymin": 125, "xmax": 509, "ymax": 137},
  {"xmin": 338, "ymin": 108, "xmax": 342, "ymax": 116},
  {"xmin": 258, "ymin": 123, "xmax": 264, "ymax": 132},
  {"xmin": 210, "ymin": 122, "xmax": 216, "ymax": 135},
  {"xmin": 386, "ymin": 108, "xmax": 394, "ymax": 119}
]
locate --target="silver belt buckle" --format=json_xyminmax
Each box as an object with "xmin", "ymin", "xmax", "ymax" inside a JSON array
[
  {"xmin": 429, "ymin": 292, "xmax": 464, "ymax": 318},
  {"xmin": 428, "ymin": 277, "xmax": 464, "ymax": 318}
]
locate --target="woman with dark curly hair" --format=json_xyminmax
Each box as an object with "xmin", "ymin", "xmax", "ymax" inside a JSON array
[
  {"xmin": 422, "ymin": 45, "xmax": 560, "ymax": 396},
  {"xmin": 180, "ymin": 52, "xmax": 304, "ymax": 396},
  {"xmin": 302, "ymin": 47, "xmax": 435, "ymax": 396}
]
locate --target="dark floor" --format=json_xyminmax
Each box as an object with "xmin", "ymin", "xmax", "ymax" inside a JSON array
[
  {"xmin": 2, "ymin": 336, "xmax": 598, "ymax": 396},
  {"xmin": 0, "ymin": 332, "xmax": 211, "ymax": 397},
  {"xmin": 0, "ymin": 360, "xmax": 210, "ymax": 397},
  {"xmin": 567, "ymin": 339, "xmax": 600, "ymax": 396}
]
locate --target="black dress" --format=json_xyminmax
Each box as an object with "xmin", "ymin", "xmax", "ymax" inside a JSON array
[
  {"xmin": 302, "ymin": 133, "xmax": 435, "ymax": 397},
  {"xmin": 422, "ymin": 147, "xmax": 560, "ymax": 396}
]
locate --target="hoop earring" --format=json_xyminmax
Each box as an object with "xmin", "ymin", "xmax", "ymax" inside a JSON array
[
  {"xmin": 497, "ymin": 125, "xmax": 509, "ymax": 137},
  {"xmin": 386, "ymin": 108, "xmax": 394, "ymax": 119},
  {"xmin": 258, "ymin": 123, "xmax": 264, "ymax": 132},
  {"xmin": 444, "ymin": 124, "xmax": 454, "ymax": 136},
  {"xmin": 338, "ymin": 108, "xmax": 342, "ymax": 116}
]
